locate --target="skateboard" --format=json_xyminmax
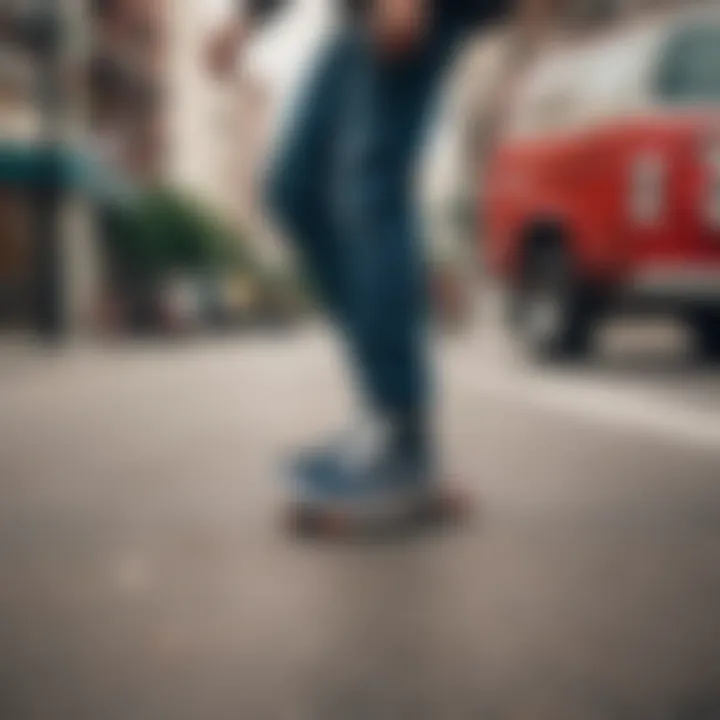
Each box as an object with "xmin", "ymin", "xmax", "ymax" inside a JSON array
[{"xmin": 284, "ymin": 484, "xmax": 473, "ymax": 540}]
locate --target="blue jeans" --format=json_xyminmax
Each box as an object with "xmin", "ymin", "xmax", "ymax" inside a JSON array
[{"xmin": 266, "ymin": 25, "xmax": 461, "ymax": 419}]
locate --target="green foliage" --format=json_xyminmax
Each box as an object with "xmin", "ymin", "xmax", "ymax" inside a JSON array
[{"xmin": 105, "ymin": 187, "xmax": 254, "ymax": 278}]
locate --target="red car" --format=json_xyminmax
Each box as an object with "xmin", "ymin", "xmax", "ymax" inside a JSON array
[{"xmin": 485, "ymin": 9, "xmax": 720, "ymax": 360}]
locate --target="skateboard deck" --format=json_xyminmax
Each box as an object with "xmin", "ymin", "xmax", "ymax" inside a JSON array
[{"xmin": 284, "ymin": 484, "xmax": 473, "ymax": 540}]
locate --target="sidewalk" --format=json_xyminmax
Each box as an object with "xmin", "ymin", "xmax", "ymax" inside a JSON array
[{"xmin": 0, "ymin": 332, "xmax": 719, "ymax": 719}]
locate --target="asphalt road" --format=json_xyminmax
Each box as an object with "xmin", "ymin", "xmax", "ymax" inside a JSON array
[{"xmin": 1, "ymin": 316, "xmax": 719, "ymax": 720}]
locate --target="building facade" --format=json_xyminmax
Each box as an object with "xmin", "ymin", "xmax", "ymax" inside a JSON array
[
  {"xmin": 0, "ymin": 0, "xmax": 100, "ymax": 334},
  {"xmin": 89, "ymin": 0, "xmax": 167, "ymax": 181},
  {"xmin": 0, "ymin": 20, "xmax": 38, "ymax": 327}
]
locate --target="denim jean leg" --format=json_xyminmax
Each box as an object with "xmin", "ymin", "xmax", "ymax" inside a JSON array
[
  {"xmin": 263, "ymin": 33, "xmax": 356, "ymax": 325},
  {"xmin": 335, "ymin": 30, "xmax": 461, "ymax": 420}
]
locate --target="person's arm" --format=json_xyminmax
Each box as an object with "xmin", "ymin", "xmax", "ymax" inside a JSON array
[
  {"xmin": 367, "ymin": 0, "xmax": 554, "ymax": 58},
  {"xmin": 509, "ymin": 0, "xmax": 553, "ymax": 64},
  {"xmin": 369, "ymin": 0, "xmax": 429, "ymax": 58},
  {"xmin": 206, "ymin": 0, "xmax": 287, "ymax": 79},
  {"xmin": 485, "ymin": 0, "xmax": 553, "ymax": 141}
]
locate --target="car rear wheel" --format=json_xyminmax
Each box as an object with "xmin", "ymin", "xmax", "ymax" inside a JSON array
[
  {"xmin": 687, "ymin": 309, "xmax": 720, "ymax": 362},
  {"xmin": 513, "ymin": 237, "xmax": 597, "ymax": 362}
]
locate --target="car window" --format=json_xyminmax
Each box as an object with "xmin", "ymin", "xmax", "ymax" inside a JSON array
[{"xmin": 656, "ymin": 24, "xmax": 720, "ymax": 104}]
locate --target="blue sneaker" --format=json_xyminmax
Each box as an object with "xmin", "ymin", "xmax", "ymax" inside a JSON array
[
  {"xmin": 288, "ymin": 421, "xmax": 361, "ymax": 481},
  {"xmin": 287, "ymin": 415, "xmax": 436, "ymax": 521}
]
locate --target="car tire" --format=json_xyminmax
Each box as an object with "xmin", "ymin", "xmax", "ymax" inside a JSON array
[
  {"xmin": 513, "ymin": 236, "xmax": 597, "ymax": 362},
  {"xmin": 687, "ymin": 309, "xmax": 720, "ymax": 362}
]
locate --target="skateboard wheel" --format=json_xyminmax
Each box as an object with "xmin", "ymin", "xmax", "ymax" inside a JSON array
[
  {"xmin": 285, "ymin": 505, "xmax": 352, "ymax": 539},
  {"xmin": 284, "ymin": 484, "xmax": 473, "ymax": 539}
]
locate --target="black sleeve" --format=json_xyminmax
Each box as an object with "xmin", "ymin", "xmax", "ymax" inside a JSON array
[
  {"xmin": 441, "ymin": 0, "xmax": 512, "ymax": 29},
  {"xmin": 245, "ymin": 0, "xmax": 288, "ymax": 24}
]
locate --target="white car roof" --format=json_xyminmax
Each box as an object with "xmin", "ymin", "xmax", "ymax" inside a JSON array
[{"xmin": 509, "ymin": 5, "xmax": 720, "ymax": 137}]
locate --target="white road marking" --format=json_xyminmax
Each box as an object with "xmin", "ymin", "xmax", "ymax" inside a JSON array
[{"xmin": 457, "ymin": 367, "xmax": 720, "ymax": 451}]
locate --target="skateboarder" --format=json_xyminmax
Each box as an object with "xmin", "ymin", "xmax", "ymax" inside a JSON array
[{"xmin": 208, "ymin": 0, "xmax": 549, "ymax": 529}]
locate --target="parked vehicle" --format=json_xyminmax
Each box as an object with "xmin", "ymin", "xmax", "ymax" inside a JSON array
[{"xmin": 485, "ymin": 8, "xmax": 720, "ymax": 361}]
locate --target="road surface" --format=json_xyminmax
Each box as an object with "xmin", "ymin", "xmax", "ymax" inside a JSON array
[{"xmin": 1, "ymin": 317, "xmax": 719, "ymax": 719}]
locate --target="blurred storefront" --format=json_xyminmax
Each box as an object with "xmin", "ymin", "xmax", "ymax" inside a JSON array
[
  {"xmin": 0, "ymin": 0, "xmax": 124, "ymax": 337},
  {"xmin": 0, "ymin": 144, "xmax": 126, "ymax": 332}
]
